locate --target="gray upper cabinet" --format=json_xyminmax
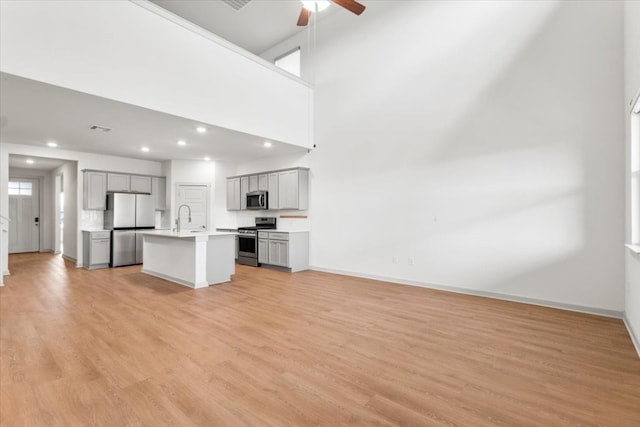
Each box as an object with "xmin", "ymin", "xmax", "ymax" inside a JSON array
[
  {"xmin": 107, "ymin": 173, "xmax": 130, "ymax": 192},
  {"xmin": 131, "ymin": 175, "xmax": 152, "ymax": 193},
  {"xmin": 226, "ymin": 168, "xmax": 308, "ymax": 211},
  {"xmin": 278, "ymin": 168, "xmax": 309, "ymax": 210},
  {"xmin": 258, "ymin": 174, "xmax": 268, "ymax": 191},
  {"xmin": 268, "ymin": 173, "xmax": 279, "ymax": 210},
  {"xmin": 84, "ymin": 170, "xmax": 166, "ymax": 211},
  {"xmin": 240, "ymin": 176, "xmax": 249, "ymax": 210},
  {"xmin": 151, "ymin": 177, "xmax": 166, "ymax": 211},
  {"xmin": 249, "ymin": 175, "xmax": 259, "ymax": 192},
  {"xmin": 83, "ymin": 171, "xmax": 107, "ymax": 210},
  {"xmin": 226, "ymin": 177, "xmax": 241, "ymax": 211}
]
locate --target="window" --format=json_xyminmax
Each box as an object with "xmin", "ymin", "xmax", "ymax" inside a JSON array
[
  {"xmin": 275, "ymin": 47, "xmax": 301, "ymax": 77},
  {"xmin": 631, "ymin": 94, "xmax": 640, "ymax": 244},
  {"xmin": 8, "ymin": 181, "xmax": 32, "ymax": 196}
]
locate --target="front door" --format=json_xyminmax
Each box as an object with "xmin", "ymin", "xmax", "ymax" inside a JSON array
[
  {"xmin": 176, "ymin": 184, "xmax": 208, "ymax": 232},
  {"xmin": 8, "ymin": 178, "xmax": 40, "ymax": 253}
]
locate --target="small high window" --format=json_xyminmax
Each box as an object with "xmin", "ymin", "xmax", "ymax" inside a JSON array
[
  {"xmin": 275, "ymin": 48, "xmax": 301, "ymax": 77},
  {"xmin": 8, "ymin": 181, "xmax": 32, "ymax": 196}
]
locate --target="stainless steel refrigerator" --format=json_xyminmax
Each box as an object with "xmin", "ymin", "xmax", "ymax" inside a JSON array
[{"xmin": 104, "ymin": 192, "xmax": 155, "ymax": 267}]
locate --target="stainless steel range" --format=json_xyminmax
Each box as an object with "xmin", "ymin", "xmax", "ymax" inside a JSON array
[{"xmin": 237, "ymin": 217, "xmax": 276, "ymax": 267}]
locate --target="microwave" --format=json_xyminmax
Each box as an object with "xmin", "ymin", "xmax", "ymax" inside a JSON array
[{"xmin": 247, "ymin": 191, "xmax": 268, "ymax": 210}]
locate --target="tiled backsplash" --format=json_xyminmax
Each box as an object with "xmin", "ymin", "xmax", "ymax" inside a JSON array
[{"xmin": 81, "ymin": 210, "xmax": 104, "ymax": 230}]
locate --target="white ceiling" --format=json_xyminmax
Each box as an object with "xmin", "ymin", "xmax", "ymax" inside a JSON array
[
  {"xmin": 0, "ymin": 72, "xmax": 308, "ymax": 164},
  {"xmin": 151, "ymin": 0, "xmax": 337, "ymax": 55},
  {"xmin": 9, "ymin": 155, "xmax": 67, "ymax": 171}
]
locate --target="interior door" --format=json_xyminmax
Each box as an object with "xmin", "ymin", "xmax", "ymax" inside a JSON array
[
  {"xmin": 8, "ymin": 178, "xmax": 40, "ymax": 253},
  {"xmin": 176, "ymin": 184, "xmax": 208, "ymax": 232}
]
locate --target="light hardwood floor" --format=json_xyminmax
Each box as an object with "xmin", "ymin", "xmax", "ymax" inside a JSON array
[{"xmin": 1, "ymin": 253, "xmax": 639, "ymax": 426}]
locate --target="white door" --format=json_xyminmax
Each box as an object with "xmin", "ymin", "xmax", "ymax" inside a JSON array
[
  {"xmin": 176, "ymin": 184, "xmax": 208, "ymax": 232},
  {"xmin": 8, "ymin": 178, "xmax": 40, "ymax": 253}
]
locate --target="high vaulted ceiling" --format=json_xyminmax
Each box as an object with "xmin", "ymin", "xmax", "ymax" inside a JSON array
[{"xmin": 151, "ymin": 0, "xmax": 338, "ymax": 55}]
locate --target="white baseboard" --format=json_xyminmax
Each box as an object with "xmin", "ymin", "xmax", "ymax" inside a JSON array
[
  {"xmin": 623, "ymin": 314, "xmax": 640, "ymax": 359},
  {"xmin": 1, "ymin": 270, "xmax": 9, "ymax": 286},
  {"xmin": 309, "ymin": 266, "xmax": 623, "ymax": 319},
  {"xmin": 62, "ymin": 254, "xmax": 77, "ymax": 265}
]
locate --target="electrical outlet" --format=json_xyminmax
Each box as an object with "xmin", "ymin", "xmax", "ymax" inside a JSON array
[
  {"xmin": 408, "ymin": 257, "xmax": 415, "ymax": 266},
  {"xmin": 392, "ymin": 255, "xmax": 399, "ymax": 264}
]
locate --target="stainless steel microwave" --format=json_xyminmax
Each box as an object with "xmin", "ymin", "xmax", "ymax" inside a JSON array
[{"xmin": 247, "ymin": 191, "xmax": 268, "ymax": 210}]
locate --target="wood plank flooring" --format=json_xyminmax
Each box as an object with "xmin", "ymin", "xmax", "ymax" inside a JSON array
[{"xmin": 1, "ymin": 252, "xmax": 639, "ymax": 426}]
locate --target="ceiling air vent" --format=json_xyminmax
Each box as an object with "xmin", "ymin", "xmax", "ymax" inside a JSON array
[
  {"xmin": 89, "ymin": 125, "xmax": 112, "ymax": 132},
  {"xmin": 222, "ymin": 0, "xmax": 252, "ymax": 11}
]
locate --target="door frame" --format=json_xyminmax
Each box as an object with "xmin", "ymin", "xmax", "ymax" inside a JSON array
[
  {"xmin": 174, "ymin": 182, "xmax": 210, "ymax": 232},
  {"xmin": 8, "ymin": 174, "xmax": 43, "ymax": 253}
]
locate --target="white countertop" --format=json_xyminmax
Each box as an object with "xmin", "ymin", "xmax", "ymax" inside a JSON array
[{"xmin": 141, "ymin": 230, "xmax": 236, "ymax": 239}]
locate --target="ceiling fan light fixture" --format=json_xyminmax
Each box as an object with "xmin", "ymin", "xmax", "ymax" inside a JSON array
[{"xmin": 301, "ymin": 0, "xmax": 330, "ymax": 12}]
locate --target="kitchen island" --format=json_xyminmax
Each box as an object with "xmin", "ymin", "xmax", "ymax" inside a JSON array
[{"xmin": 140, "ymin": 230, "xmax": 236, "ymax": 288}]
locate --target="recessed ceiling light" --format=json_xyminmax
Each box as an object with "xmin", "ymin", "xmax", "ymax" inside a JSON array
[
  {"xmin": 196, "ymin": 126, "xmax": 206, "ymax": 133},
  {"xmin": 203, "ymin": 156, "xmax": 211, "ymax": 161},
  {"xmin": 177, "ymin": 140, "xmax": 187, "ymax": 146},
  {"xmin": 264, "ymin": 141, "xmax": 272, "ymax": 148},
  {"xmin": 141, "ymin": 147, "xmax": 150, "ymax": 152},
  {"xmin": 47, "ymin": 141, "xmax": 58, "ymax": 147},
  {"xmin": 26, "ymin": 159, "xmax": 34, "ymax": 164}
]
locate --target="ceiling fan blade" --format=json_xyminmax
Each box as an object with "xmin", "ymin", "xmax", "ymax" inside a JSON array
[
  {"xmin": 297, "ymin": 7, "xmax": 310, "ymax": 26},
  {"xmin": 332, "ymin": 0, "xmax": 366, "ymax": 15}
]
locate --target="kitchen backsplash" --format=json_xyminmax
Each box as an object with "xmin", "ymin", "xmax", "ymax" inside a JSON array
[
  {"xmin": 81, "ymin": 210, "xmax": 104, "ymax": 230},
  {"xmin": 230, "ymin": 210, "xmax": 310, "ymax": 231}
]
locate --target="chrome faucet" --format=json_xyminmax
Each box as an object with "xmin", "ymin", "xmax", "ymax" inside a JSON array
[{"xmin": 176, "ymin": 204, "xmax": 191, "ymax": 233}]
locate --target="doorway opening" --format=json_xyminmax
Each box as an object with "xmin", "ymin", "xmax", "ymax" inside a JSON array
[{"xmin": 55, "ymin": 174, "xmax": 64, "ymax": 254}]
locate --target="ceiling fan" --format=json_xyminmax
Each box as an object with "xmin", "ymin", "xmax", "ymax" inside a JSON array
[{"xmin": 297, "ymin": 0, "xmax": 366, "ymax": 27}]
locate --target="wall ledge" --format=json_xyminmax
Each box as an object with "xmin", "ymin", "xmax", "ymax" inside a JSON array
[{"xmin": 625, "ymin": 244, "xmax": 640, "ymax": 254}]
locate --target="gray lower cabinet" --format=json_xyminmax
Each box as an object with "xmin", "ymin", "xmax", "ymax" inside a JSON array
[
  {"xmin": 258, "ymin": 231, "xmax": 308, "ymax": 272},
  {"xmin": 268, "ymin": 239, "xmax": 289, "ymax": 267},
  {"xmin": 258, "ymin": 238, "xmax": 268, "ymax": 264},
  {"xmin": 82, "ymin": 231, "xmax": 111, "ymax": 269}
]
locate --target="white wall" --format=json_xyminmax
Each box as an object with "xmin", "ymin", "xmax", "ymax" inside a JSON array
[
  {"xmin": 0, "ymin": 0, "xmax": 313, "ymax": 148},
  {"xmin": 53, "ymin": 161, "xmax": 77, "ymax": 262},
  {"xmin": 261, "ymin": 0, "xmax": 625, "ymax": 314},
  {"xmin": 624, "ymin": 0, "xmax": 640, "ymax": 355}
]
